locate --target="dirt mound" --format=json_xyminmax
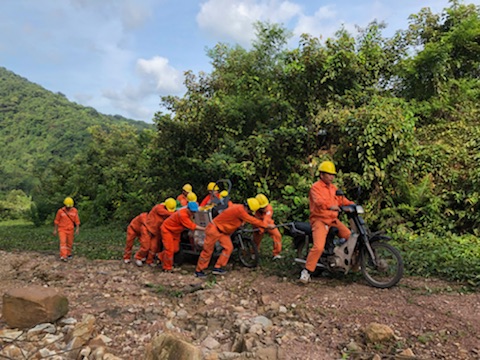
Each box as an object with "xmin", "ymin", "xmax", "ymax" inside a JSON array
[{"xmin": 0, "ymin": 250, "xmax": 479, "ymax": 359}]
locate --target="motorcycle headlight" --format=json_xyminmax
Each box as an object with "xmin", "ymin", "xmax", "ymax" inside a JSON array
[{"xmin": 355, "ymin": 205, "xmax": 365, "ymax": 214}]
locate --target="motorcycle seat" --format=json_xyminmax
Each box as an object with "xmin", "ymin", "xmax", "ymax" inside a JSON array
[{"xmin": 289, "ymin": 222, "xmax": 312, "ymax": 237}]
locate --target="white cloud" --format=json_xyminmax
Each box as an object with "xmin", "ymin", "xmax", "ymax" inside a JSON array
[
  {"xmin": 197, "ymin": 0, "xmax": 302, "ymax": 46},
  {"xmin": 136, "ymin": 56, "xmax": 183, "ymax": 94},
  {"xmin": 293, "ymin": 5, "xmax": 338, "ymax": 39}
]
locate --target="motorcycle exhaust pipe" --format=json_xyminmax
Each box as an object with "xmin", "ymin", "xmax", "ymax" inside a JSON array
[{"xmin": 294, "ymin": 258, "xmax": 328, "ymax": 270}]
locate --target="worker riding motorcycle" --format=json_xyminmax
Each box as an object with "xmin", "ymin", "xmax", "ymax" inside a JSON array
[{"xmin": 287, "ymin": 161, "xmax": 403, "ymax": 288}]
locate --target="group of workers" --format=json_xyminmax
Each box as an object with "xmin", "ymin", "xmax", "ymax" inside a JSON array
[
  {"xmin": 121, "ymin": 181, "xmax": 282, "ymax": 277},
  {"xmin": 54, "ymin": 160, "xmax": 351, "ymax": 285}
]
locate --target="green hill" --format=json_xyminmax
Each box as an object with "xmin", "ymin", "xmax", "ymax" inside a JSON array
[{"xmin": 0, "ymin": 67, "xmax": 153, "ymax": 193}]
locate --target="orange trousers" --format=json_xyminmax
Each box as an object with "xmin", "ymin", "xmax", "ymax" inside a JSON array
[
  {"xmin": 158, "ymin": 229, "xmax": 180, "ymax": 271},
  {"xmin": 196, "ymin": 223, "xmax": 233, "ymax": 271},
  {"xmin": 305, "ymin": 218, "xmax": 351, "ymax": 272},
  {"xmin": 123, "ymin": 225, "xmax": 150, "ymax": 261},
  {"xmin": 59, "ymin": 230, "xmax": 74, "ymax": 259},
  {"xmin": 253, "ymin": 227, "xmax": 282, "ymax": 256},
  {"xmin": 146, "ymin": 233, "xmax": 162, "ymax": 265}
]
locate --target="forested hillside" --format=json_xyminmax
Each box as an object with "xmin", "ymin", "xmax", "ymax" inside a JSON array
[{"xmin": 0, "ymin": 67, "xmax": 152, "ymax": 193}]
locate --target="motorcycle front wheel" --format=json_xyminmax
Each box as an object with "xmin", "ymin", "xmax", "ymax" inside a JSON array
[
  {"xmin": 235, "ymin": 234, "xmax": 259, "ymax": 268},
  {"xmin": 360, "ymin": 242, "xmax": 404, "ymax": 288}
]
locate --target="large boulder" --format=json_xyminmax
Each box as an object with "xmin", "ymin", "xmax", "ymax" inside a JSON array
[
  {"xmin": 145, "ymin": 333, "xmax": 202, "ymax": 360},
  {"xmin": 2, "ymin": 286, "xmax": 68, "ymax": 328}
]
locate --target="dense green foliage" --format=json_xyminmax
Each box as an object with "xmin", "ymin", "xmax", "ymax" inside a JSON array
[{"xmin": 0, "ymin": 2, "xmax": 479, "ymax": 286}]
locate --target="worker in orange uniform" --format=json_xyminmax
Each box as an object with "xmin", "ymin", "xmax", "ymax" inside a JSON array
[
  {"xmin": 53, "ymin": 197, "xmax": 80, "ymax": 262},
  {"xmin": 159, "ymin": 202, "xmax": 206, "ymax": 272},
  {"xmin": 195, "ymin": 198, "xmax": 275, "ymax": 277},
  {"xmin": 123, "ymin": 212, "xmax": 150, "ymax": 265},
  {"xmin": 199, "ymin": 182, "xmax": 220, "ymax": 207},
  {"xmin": 253, "ymin": 194, "xmax": 283, "ymax": 260},
  {"xmin": 177, "ymin": 184, "xmax": 192, "ymax": 207},
  {"xmin": 299, "ymin": 161, "xmax": 354, "ymax": 284},
  {"xmin": 145, "ymin": 198, "xmax": 177, "ymax": 267}
]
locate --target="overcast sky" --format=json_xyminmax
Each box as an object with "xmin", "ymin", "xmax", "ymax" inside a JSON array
[{"xmin": 1, "ymin": 0, "xmax": 479, "ymax": 123}]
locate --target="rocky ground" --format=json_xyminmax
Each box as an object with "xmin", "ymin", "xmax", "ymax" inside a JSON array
[{"xmin": 0, "ymin": 249, "xmax": 479, "ymax": 360}]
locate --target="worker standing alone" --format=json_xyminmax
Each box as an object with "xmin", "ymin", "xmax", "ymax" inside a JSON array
[{"xmin": 53, "ymin": 197, "xmax": 80, "ymax": 262}]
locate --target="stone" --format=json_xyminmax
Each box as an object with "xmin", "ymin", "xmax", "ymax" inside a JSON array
[
  {"xmin": 256, "ymin": 346, "xmax": 279, "ymax": 360},
  {"xmin": 252, "ymin": 316, "xmax": 273, "ymax": 330},
  {"xmin": 202, "ymin": 336, "xmax": 221, "ymax": 350},
  {"xmin": 0, "ymin": 329, "xmax": 24, "ymax": 342},
  {"xmin": 2, "ymin": 286, "xmax": 68, "ymax": 328},
  {"xmin": 365, "ymin": 322, "xmax": 395, "ymax": 343},
  {"xmin": 145, "ymin": 333, "xmax": 202, "ymax": 360},
  {"xmin": 66, "ymin": 314, "xmax": 96, "ymax": 359},
  {"xmin": 396, "ymin": 348, "xmax": 416, "ymax": 359}
]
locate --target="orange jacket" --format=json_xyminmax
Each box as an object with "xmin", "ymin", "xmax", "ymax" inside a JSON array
[
  {"xmin": 309, "ymin": 180, "xmax": 354, "ymax": 225},
  {"xmin": 212, "ymin": 204, "xmax": 265, "ymax": 235},
  {"xmin": 176, "ymin": 194, "xmax": 188, "ymax": 207},
  {"xmin": 200, "ymin": 193, "xmax": 220, "ymax": 207},
  {"xmin": 255, "ymin": 204, "xmax": 275, "ymax": 226},
  {"xmin": 161, "ymin": 208, "xmax": 197, "ymax": 235},
  {"xmin": 129, "ymin": 212, "xmax": 148, "ymax": 231},
  {"xmin": 146, "ymin": 204, "xmax": 173, "ymax": 236},
  {"xmin": 54, "ymin": 207, "xmax": 80, "ymax": 232}
]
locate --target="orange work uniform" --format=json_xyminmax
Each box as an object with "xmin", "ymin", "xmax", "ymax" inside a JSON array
[
  {"xmin": 199, "ymin": 193, "xmax": 219, "ymax": 207},
  {"xmin": 159, "ymin": 208, "xmax": 198, "ymax": 271},
  {"xmin": 176, "ymin": 194, "xmax": 188, "ymax": 207},
  {"xmin": 196, "ymin": 204, "xmax": 265, "ymax": 272},
  {"xmin": 54, "ymin": 206, "xmax": 80, "ymax": 259},
  {"xmin": 145, "ymin": 204, "xmax": 174, "ymax": 265},
  {"xmin": 123, "ymin": 212, "xmax": 150, "ymax": 262},
  {"xmin": 306, "ymin": 180, "xmax": 354, "ymax": 272},
  {"xmin": 253, "ymin": 204, "xmax": 282, "ymax": 257}
]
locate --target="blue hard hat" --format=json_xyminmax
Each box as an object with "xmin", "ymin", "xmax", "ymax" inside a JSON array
[{"xmin": 187, "ymin": 201, "xmax": 199, "ymax": 212}]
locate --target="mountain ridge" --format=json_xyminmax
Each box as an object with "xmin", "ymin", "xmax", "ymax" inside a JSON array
[{"xmin": 0, "ymin": 66, "xmax": 154, "ymax": 193}]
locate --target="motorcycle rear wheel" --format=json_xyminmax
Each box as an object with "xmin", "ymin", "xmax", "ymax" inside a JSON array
[
  {"xmin": 360, "ymin": 242, "xmax": 403, "ymax": 288},
  {"xmin": 236, "ymin": 235, "xmax": 259, "ymax": 268}
]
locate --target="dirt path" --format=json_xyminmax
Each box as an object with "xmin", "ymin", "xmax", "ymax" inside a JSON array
[{"xmin": 0, "ymin": 250, "xmax": 479, "ymax": 359}]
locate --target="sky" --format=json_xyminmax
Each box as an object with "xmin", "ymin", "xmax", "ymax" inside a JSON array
[{"xmin": 1, "ymin": 0, "xmax": 479, "ymax": 123}]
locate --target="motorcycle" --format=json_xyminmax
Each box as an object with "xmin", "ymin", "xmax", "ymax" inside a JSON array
[
  {"xmin": 176, "ymin": 179, "xmax": 260, "ymax": 268},
  {"xmin": 285, "ymin": 190, "xmax": 404, "ymax": 288}
]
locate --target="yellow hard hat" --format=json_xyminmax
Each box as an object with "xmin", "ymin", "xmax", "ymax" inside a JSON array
[
  {"xmin": 255, "ymin": 194, "xmax": 269, "ymax": 208},
  {"xmin": 219, "ymin": 190, "xmax": 228, "ymax": 199},
  {"xmin": 207, "ymin": 182, "xmax": 219, "ymax": 191},
  {"xmin": 246, "ymin": 198, "xmax": 260, "ymax": 212},
  {"xmin": 63, "ymin": 197, "xmax": 74, "ymax": 207},
  {"xmin": 164, "ymin": 198, "xmax": 177, "ymax": 212},
  {"xmin": 186, "ymin": 192, "xmax": 197, "ymax": 202},
  {"xmin": 318, "ymin": 161, "xmax": 337, "ymax": 175},
  {"xmin": 182, "ymin": 183, "xmax": 192, "ymax": 192}
]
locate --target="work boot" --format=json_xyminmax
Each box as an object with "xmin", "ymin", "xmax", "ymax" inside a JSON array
[
  {"xmin": 298, "ymin": 269, "xmax": 311, "ymax": 284},
  {"xmin": 212, "ymin": 267, "xmax": 227, "ymax": 275},
  {"xmin": 195, "ymin": 271, "xmax": 206, "ymax": 278}
]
